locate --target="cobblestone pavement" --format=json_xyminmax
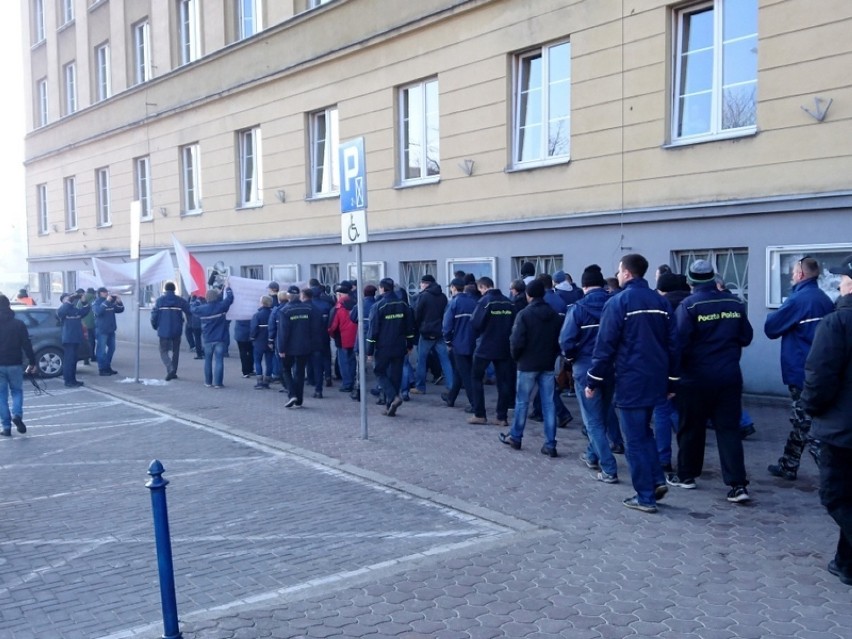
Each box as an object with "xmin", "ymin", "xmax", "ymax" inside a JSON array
[{"xmin": 2, "ymin": 342, "xmax": 850, "ymax": 638}]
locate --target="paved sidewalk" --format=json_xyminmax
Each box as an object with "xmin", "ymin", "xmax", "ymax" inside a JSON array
[{"xmin": 10, "ymin": 341, "xmax": 852, "ymax": 638}]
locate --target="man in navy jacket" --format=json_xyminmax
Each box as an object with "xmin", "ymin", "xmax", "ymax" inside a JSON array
[
  {"xmin": 367, "ymin": 278, "xmax": 415, "ymax": 417},
  {"xmin": 277, "ymin": 287, "xmax": 317, "ymax": 408},
  {"xmin": 587, "ymin": 254, "xmax": 679, "ymax": 513},
  {"xmin": 765, "ymin": 256, "xmax": 834, "ymax": 480},
  {"xmin": 57, "ymin": 292, "xmax": 91, "ymax": 387},
  {"xmin": 93, "ymin": 287, "xmax": 124, "ymax": 376},
  {"xmin": 151, "ymin": 282, "xmax": 191, "ymax": 381},
  {"xmin": 442, "ymin": 278, "xmax": 477, "ymax": 409},
  {"xmin": 192, "ymin": 287, "xmax": 234, "ymax": 388}
]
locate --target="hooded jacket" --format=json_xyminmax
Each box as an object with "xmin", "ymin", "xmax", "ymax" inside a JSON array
[
  {"xmin": 414, "ymin": 282, "xmax": 448, "ymax": 339},
  {"xmin": 0, "ymin": 308, "xmax": 36, "ymax": 367},
  {"xmin": 801, "ymin": 294, "xmax": 852, "ymax": 448},
  {"xmin": 764, "ymin": 277, "xmax": 835, "ymax": 388},
  {"xmin": 560, "ymin": 287, "xmax": 609, "ymax": 365},
  {"xmin": 510, "ymin": 298, "xmax": 561, "ymax": 372},
  {"xmin": 151, "ymin": 291, "xmax": 191, "ymax": 339}
]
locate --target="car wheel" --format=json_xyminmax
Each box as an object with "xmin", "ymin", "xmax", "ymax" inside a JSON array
[{"xmin": 36, "ymin": 347, "xmax": 64, "ymax": 378}]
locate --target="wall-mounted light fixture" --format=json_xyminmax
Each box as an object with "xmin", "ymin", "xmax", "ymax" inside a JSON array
[
  {"xmin": 276, "ymin": 190, "xmax": 286, "ymax": 203},
  {"xmin": 801, "ymin": 96, "xmax": 833, "ymax": 122},
  {"xmin": 159, "ymin": 207, "xmax": 168, "ymax": 217},
  {"xmin": 52, "ymin": 223, "xmax": 59, "ymax": 232},
  {"xmin": 459, "ymin": 159, "xmax": 475, "ymax": 177}
]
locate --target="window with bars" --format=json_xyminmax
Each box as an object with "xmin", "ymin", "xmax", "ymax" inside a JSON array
[
  {"xmin": 241, "ymin": 265, "xmax": 264, "ymax": 280},
  {"xmin": 311, "ymin": 263, "xmax": 339, "ymax": 289},
  {"xmin": 400, "ymin": 261, "xmax": 438, "ymax": 298},
  {"xmin": 511, "ymin": 255, "xmax": 563, "ymax": 281},
  {"xmin": 673, "ymin": 248, "xmax": 749, "ymax": 305}
]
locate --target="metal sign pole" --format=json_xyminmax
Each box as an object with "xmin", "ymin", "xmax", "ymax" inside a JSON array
[
  {"xmin": 130, "ymin": 201, "xmax": 142, "ymax": 384},
  {"xmin": 356, "ymin": 242, "xmax": 367, "ymax": 439}
]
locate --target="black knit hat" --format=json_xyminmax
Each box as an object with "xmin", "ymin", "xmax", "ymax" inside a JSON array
[
  {"xmin": 526, "ymin": 279, "xmax": 546, "ymax": 299},
  {"xmin": 656, "ymin": 272, "xmax": 681, "ymax": 293},
  {"xmin": 687, "ymin": 259, "xmax": 715, "ymax": 284},
  {"xmin": 581, "ymin": 264, "xmax": 605, "ymax": 288}
]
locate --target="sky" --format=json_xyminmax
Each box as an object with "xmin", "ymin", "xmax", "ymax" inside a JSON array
[{"xmin": 0, "ymin": 1, "xmax": 29, "ymax": 280}]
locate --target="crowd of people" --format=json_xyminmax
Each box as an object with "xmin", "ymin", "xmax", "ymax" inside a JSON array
[{"xmin": 1, "ymin": 251, "xmax": 850, "ymax": 587}]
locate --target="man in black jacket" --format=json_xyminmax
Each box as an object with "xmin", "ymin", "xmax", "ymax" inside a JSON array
[
  {"xmin": 412, "ymin": 274, "xmax": 453, "ymax": 395},
  {"xmin": 277, "ymin": 287, "xmax": 317, "ymax": 408},
  {"xmin": 499, "ymin": 280, "xmax": 562, "ymax": 456},
  {"xmin": 0, "ymin": 295, "xmax": 37, "ymax": 436},
  {"xmin": 367, "ymin": 278, "xmax": 415, "ymax": 417},
  {"xmin": 802, "ymin": 254, "xmax": 852, "ymax": 586}
]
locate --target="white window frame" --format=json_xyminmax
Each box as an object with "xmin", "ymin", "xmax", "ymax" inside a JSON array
[
  {"xmin": 178, "ymin": 0, "xmax": 201, "ymax": 65},
  {"xmin": 309, "ymin": 0, "xmax": 333, "ymax": 7},
  {"xmin": 180, "ymin": 143, "xmax": 202, "ymax": 215},
  {"xmin": 36, "ymin": 78, "xmax": 48, "ymax": 128},
  {"xmin": 96, "ymin": 167, "xmax": 111, "ymax": 227},
  {"xmin": 64, "ymin": 176, "xmax": 77, "ymax": 230},
  {"xmin": 135, "ymin": 156, "xmax": 153, "ymax": 221},
  {"xmin": 238, "ymin": 127, "xmax": 263, "ymax": 207},
  {"xmin": 346, "ymin": 262, "xmax": 385, "ymax": 287},
  {"xmin": 512, "ymin": 40, "xmax": 572, "ymax": 168},
  {"xmin": 671, "ymin": 0, "xmax": 758, "ymax": 144},
  {"xmin": 33, "ymin": 0, "xmax": 45, "ymax": 43},
  {"xmin": 398, "ymin": 78, "xmax": 440, "ymax": 184},
  {"xmin": 63, "ymin": 62, "xmax": 77, "ymax": 115},
  {"xmin": 133, "ymin": 20, "xmax": 152, "ymax": 85},
  {"xmin": 270, "ymin": 264, "xmax": 300, "ymax": 284},
  {"xmin": 237, "ymin": 0, "xmax": 262, "ymax": 39},
  {"xmin": 95, "ymin": 42, "xmax": 111, "ymax": 101},
  {"xmin": 37, "ymin": 184, "xmax": 48, "ymax": 235},
  {"xmin": 61, "ymin": 0, "xmax": 74, "ymax": 25},
  {"xmin": 309, "ymin": 106, "xmax": 339, "ymax": 197},
  {"xmin": 445, "ymin": 257, "xmax": 497, "ymax": 285}
]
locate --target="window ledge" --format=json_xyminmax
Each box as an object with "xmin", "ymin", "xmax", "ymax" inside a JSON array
[
  {"xmin": 306, "ymin": 191, "xmax": 339, "ymax": 202},
  {"xmin": 394, "ymin": 177, "xmax": 441, "ymax": 190},
  {"xmin": 181, "ymin": 210, "xmax": 203, "ymax": 217},
  {"xmin": 57, "ymin": 20, "xmax": 75, "ymax": 33},
  {"xmin": 65, "ymin": 227, "xmax": 78, "ymax": 233},
  {"xmin": 96, "ymin": 223, "xmax": 113, "ymax": 229},
  {"xmin": 664, "ymin": 128, "xmax": 758, "ymax": 149},
  {"xmin": 236, "ymin": 203, "xmax": 264, "ymax": 211},
  {"xmin": 505, "ymin": 158, "xmax": 570, "ymax": 174},
  {"xmin": 141, "ymin": 216, "xmax": 154, "ymax": 224}
]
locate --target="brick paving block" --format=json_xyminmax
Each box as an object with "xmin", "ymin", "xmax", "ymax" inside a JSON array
[
  {"xmin": 795, "ymin": 631, "xmax": 849, "ymax": 639},
  {"xmin": 408, "ymin": 619, "xmax": 447, "ymax": 634},
  {"xmin": 372, "ymin": 621, "xmax": 415, "ymax": 636},
  {"xmin": 464, "ymin": 626, "xmax": 503, "ymax": 639},
  {"xmin": 593, "ymin": 623, "xmax": 640, "ymax": 639}
]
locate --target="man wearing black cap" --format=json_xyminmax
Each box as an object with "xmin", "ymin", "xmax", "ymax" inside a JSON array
[
  {"xmin": 412, "ymin": 274, "xmax": 453, "ymax": 396},
  {"xmin": 765, "ymin": 256, "xmax": 835, "ymax": 480},
  {"xmin": 801, "ymin": 254, "xmax": 852, "ymax": 586},
  {"xmin": 151, "ymin": 282, "xmax": 191, "ymax": 380},
  {"xmin": 0, "ymin": 295, "xmax": 37, "ymax": 436},
  {"xmin": 667, "ymin": 260, "xmax": 754, "ymax": 503},
  {"xmin": 93, "ymin": 287, "xmax": 124, "ymax": 376}
]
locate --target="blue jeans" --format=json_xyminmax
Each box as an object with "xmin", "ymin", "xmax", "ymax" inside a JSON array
[
  {"xmin": 204, "ymin": 341, "xmax": 226, "ymax": 386},
  {"xmin": 402, "ymin": 356, "xmax": 414, "ymax": 395},
  {"xmin": 509, "ymin": 370, "xmax": 556, "ymax": 449},
  {"xmin": 574, "ymin": 363, "xmax": 618, "ymax": 477},
  {"xmin": 96, "ymin": 331, "xmax": 116, "ymax": 372},
  {"xmin": 617, "ymin": 406, "xmax": 665, "ymax": 506},
  {"xmin": 253, "ymin": 344, "xmax": 272, "ymax": 377},
  {"xmin": 338, "ymin": 347, "xmax": 356, "ymax": 390},
  {"xmin": 0, "ymin": 365, "xmax": 24, "ymax": 430},
  {"xmin": 653, "ymin": 397, "xmax": 679, "ymax": 467},
  {"xmin": 416, "ymin": 337, "xmax": 453, "ymax": 392}
]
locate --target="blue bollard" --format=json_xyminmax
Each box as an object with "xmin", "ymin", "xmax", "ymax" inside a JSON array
[{"xmin": 146, "ymin": 460, "xmax": 183, "ymax": 639}]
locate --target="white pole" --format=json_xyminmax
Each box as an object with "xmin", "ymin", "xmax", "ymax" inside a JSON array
[{"xmin": 356, "ymin": 242, "xmax": 367, "ymax": 439}]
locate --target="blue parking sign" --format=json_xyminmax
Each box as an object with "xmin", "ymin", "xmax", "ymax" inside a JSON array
[{"xmin": 339, "ymin": 138, "xmax": 367, "ymax": 213}]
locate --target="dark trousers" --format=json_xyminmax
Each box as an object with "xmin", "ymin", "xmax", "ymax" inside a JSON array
[
  {"xmin": 62, "ymin": 343, "xmax": 78, "ymax": 385},
  {"xmin": 186, "ymin": 327, "xmax": 203, "ymax": 356},
  {"xmin": 282, "ymin": 355, "xmax": 308, "ymax": 404},
  {"xmin": 676, "ymin": 383, "xmax": 747, "ymax": 487},
  {"xmin": 237, "ymin": 340, "xmax": 254, "ymax": 375},
  {"xmin": 447, "ymin": 351, "xmax": 474, "ymax": 407},
  {"xmin": 777, "ymin": 385, "xmax": 820, "ymax": 473},
  {"xmin": 374, "ymin": 354, "xmax": 404, "ymax": 403},
  {"xmin": 820, "ymin": 442, "xmax": 852, "ymax": 575},
  {"xmin": 158, "ymin": 336, "xmax": 182, "ymax": 375},
  {"xmin": 471, "ymin": 356, "xmax": 513, "ymax": 421},
  {"xmin": 86, "ymin": 328, "xmax": 96, "ymax": 361}
]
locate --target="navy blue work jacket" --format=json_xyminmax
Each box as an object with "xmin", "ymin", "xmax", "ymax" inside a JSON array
[
  {"xmin": 276, "ymin": 300, "xmax": 316, "ymax": 357},
  {"xmin": 93, "ymin": 296, "xmax": 125, "ymax": 333},
  {"xmin": 192, "ymin": 289, "xmax": 234, "ymax": 343},
  {"xmin": 442, "ymin": 292, "xmax": 477, "ymax": 356},
  {"xmin": 57, "ymin": 301, "xmax": 91, "ymax": 344},
  {"xmin": 366, "ymin": 292, "xmax": 415, "ymax": 358},
  {"xmin": 250, "ymin": 306, "xmax": 272, "ymax": 348},
  {"xmin": 471, "ymin": 289, "xmax": 515, "ymax": 360},
  {"xmin": 559, "ymin": 288, "xmax": 609, "ymax": 366},
  {"xmin": 151, "ymin": 292, "xmax": 190, "ymax": 339}
]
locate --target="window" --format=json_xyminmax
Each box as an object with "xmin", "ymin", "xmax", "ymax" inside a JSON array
[
  {"xmin": 178, "ymin": 0, "xmax": 201, "ymax": 65},
  {"xmin": 95, "ymin": 42, "xmax": 111, "ymax": 101},
  {"xmin": 64, "ymin": 177, "xmax": 77, "ymax": 230},
  {"xmin": 237, "ymin": 0, "xmax": 262, "ymax": 39},
  {"xmin": 96, "ymin": 167, "xmax": 111, "ymax": 226},
  {"xmin": 133, "ymin": 20, "xmax": 152, "ymax": 85},
  {"xmin": 36, "ymin": 78, "xmax": 48, "ymax": 127},
  {"xmin": 400, "ymin": 261, "xmax": 437, "ymax": 298},
  {"xmin": 346, "ymin": 262, "xmax": 385, "ymax": 288},
  {"xmin": 33, "ymin": 0, "xmax": 45, "ymax": 43},
  {"xmin": 238, "ymin": 127, "xmax": 263, "ymax": 207},
  {"xmin": 63, "ymin": 62, "xmax": 77, "ymax": 115},
  {"xmin": 37, "ymin": 184, "xmax": 48, "ymax": 234},
  {"xmin": 511, "ymin": 255, "xmax": 563, "ymax": 281},
  {"xmin": 270, "ymin": 264, "xmax": 299, "ymax": 284},
  {"xmin": 135, "ymin": 156, "xmax": 152, "ymax": 220},
  {"xmin": 672, "ymin": 0, "xmax": 757, "ymax": 141},
  {"xmin": 309, "ymin": 106, "xmax": 339, "ymax": 196},
  {"xmin": 61, "ymin": 0, "xmax": 74, "ymax": 25},
  {"xmin": 673, "ymin": 248, "xmax": 748, "ymax": 305},
  {"xmin": 398, "ymin": 79, "xmax": 440, "ymax": 183},
  {"xmin": 180, "ymin": 143, "xmax": 202, "ymax": 214},
  {"xmin": 445, "ymin": 258, "xmax": 496, "ymax": 285},
  {"xmin": 513, "ymin": 40, "xmax": 571, "ymax": 167},
  {"xmin": 311, "ymin": 263, "xmax": 339, "ymax": 288},
  {"xmin": 240, "ymin": 265, "xmax": 264, "ymax": 280}
]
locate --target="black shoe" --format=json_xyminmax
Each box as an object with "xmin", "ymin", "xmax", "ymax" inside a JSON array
[
  {"xmin": 0, "ymin": 429, "xmax": 10, "ymax": 437},
  {"xmin": 401, "ymin": 392, "xmax": 410, "ymax": 401},
  {"xmin": 558, "ymin": 415, "xmax": 573, "ymax": 428},
  {"xmin": 386, "ymin": 395, "xmax": 403, "ymax": 417},
  {"xmin": 369, "ymin": 387, "xmax": 381, "ymax": 397},
  {"xmin": 499, "ymin": 432, "xmax": 521, "ymax": 450},
  {"xmin": 740, "ymin": 424, "xmax": 756, "ymax": 439},
  {"xmin": 194, "ymin": 355, "xmax": 204, "ymax": 360},
  {"xmin": 464, "ymin": 405, "xmax": 475, "ymax": 414},
  {"xmin": 376, "ymin": 396, "xmax": 386, "ymax": 405},
  {"xmin": 325, "ymin": 378, "xmax": 333, "ymax": 387},
  {"xmin": 339, "ymin": 386, "xmax": 353, "ymax": 392},
  {"xmin": 655, "ymin": 484, "xmax": 669, "ymax": 501},
  {"xmin": 108, "ymin": 369, "xmax": 119, "ymax": 375},
  {"xmin": 285, "ymin": 397, "xmax": 298, "ymax": 408},
  {"xmin": 726, "ymin": 485, "xmax": 750, "ymax": 503},
  {"xmin": 665, "ymin": 474, "xmax": 696, "ymax": 489},
  {"xmin": 12, "ymin": 416, "xmax": 26, "ymax": 434},
  {"xmin": 350, "ymin": 391, "xmax": 360, "ymax": 401},
  {"xmin": 611, "ymin": 444, "xmax": 625, "ymax": 455},
  {"xmin": 99, "ymin": 371, "xmax": 112, "ymax": 376},
  {"xmin": 540, "ymin": 446, "xmax": 558, "ymax": 458},
  {"xmin": 529, "ymin": 413, "xmax": 544, "ymax": 423},
  {"xmin": 165, "ymin": 372, "xmax": 177, "ymax": 381},
  {"xmin": 441, "ymin": 392, "xmax": 454, "ymax": 408},
  {"xmin": 768, "ymin": 463, "xmax": 797, "ymax": 480},
  {"xmin": 828, "ymin": 560, "xmax": 852, "ymax": 586},
  {"xmin": 65, "ymin": 381, "xmax": 84, "ymax": 388}
]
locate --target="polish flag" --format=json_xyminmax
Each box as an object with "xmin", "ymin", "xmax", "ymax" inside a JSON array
[{"xmin": 172, "ymin": 235, "xmax": 207, "ymax": 296}]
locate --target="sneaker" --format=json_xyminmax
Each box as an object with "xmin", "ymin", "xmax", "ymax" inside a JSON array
[
  {"xmin": 499, "ymin": 432, "xmax": 521, "ymax": 450},
  {"xmin": 1, "ymin": 429, "xmax": 10, "ymax": 437},
  {"xmin": 409, "ymin": 388, "xmax": 424, "ymax": 395},
  {"xmin": 12, "ymin": 416, "xmax": 26, "ymax": 434},
  {"xmin": 610, "ymin": 444, "xmax": 625, "ymax": 455},
  {"xmin": 666, "ymin": 474, "xmax": 696, "ymax": 489},
  {"xmin": 740, "ymin": 424, "xmax": 756, "ymax": 440},
  {"xmin": 433, "ymin": 374, "xmax": 444, "ymax": 385},
  {"xmin": 467, "ymin": 416, "xmax": 488, "ymax": 425},
  {"xmin": 540, "ymin": 446, "xmax": 558, "ymax": 458},
  {"xmin": 726, "ymin": 486, "xmax": 751, "ymax": 503},
  {"xmin": 655, "ymin": 484, "xmax": 669, "ymax": 501},
  {"xmin": 528, "ymin": 413, "xmax": 544, "ymax": 423},
  {"xmin": 767, "ymin": 463, "xmax": 797, "ymax": 480},
  {"xmin": 441, "ymin": 392, "xmax": 454, "ymax": 408},
  {"xmin": 165, "ymin": 372, "xmax": 177, "ymax": 381},
  {"xmin": 255, "ymin": 383, "xmax": 269, "ymax": 390},
  {"xmin": 596, "ymin": 471, "xmax": 619, "ymax": 484},
  {"xmin": 623, "ymin": 496, "xmax": 657, "ymax": 513},
  {"xmin": 284, "ymin": 397, "xmax": 298, "ymax": 408},
  {"xmin": 558, "ymin": 415, "xmax": 573, "ymax": 428},
  {"xmin": 193, "ymin": 355, "xmax": 204, "ymax": 360},
  {"xmin": 213, "ymin": 385, "xmax": 225, "ymax": 389},
  {"xmin": 108, "ymin": 369, "xmax": 119, "ymax": 375},
  {"xmin": 827, "ymin": 560, "xmax": 852, "ymax": 586},
  {"xmin": 401, "ymin": 392, "xmax": 410, "ymax": 401},
  {"xmin": 242, "ymin": 373, "xmax": 252, "ymax": 379},
  {"xmin": 204, "ymin": 384, "xmax": 213, "ymax": 388},
  {"xmin": 386, "ymin": 396, "xmax": 403, "ymax": 417},
  {"xmin": 492, "ymin": 419, "xmax": 509, "ymax": 428},
  {"xmin": 65, "ymin": 381, "xmax": 85, "ymax": 388},
  {"xmin": 579, "ymin": 453, "xmax": 600, "ymax": 470},
  {"xmin": 313, "ymin": 391, "xmax": 323, "ymax": 398},
  {"xmin": 99, "ymin": 371, "xmax": 112, "ymax": 376}
]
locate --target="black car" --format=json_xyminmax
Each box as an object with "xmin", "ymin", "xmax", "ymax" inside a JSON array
[{"xmin": 12, "ymin": 306, "xmax": 86, "ymax": 378}]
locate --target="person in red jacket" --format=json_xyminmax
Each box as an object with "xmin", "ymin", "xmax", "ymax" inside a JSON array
[{"xmin": 328, "ymin": 285, "xmax": 358, "ymax": 393}]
